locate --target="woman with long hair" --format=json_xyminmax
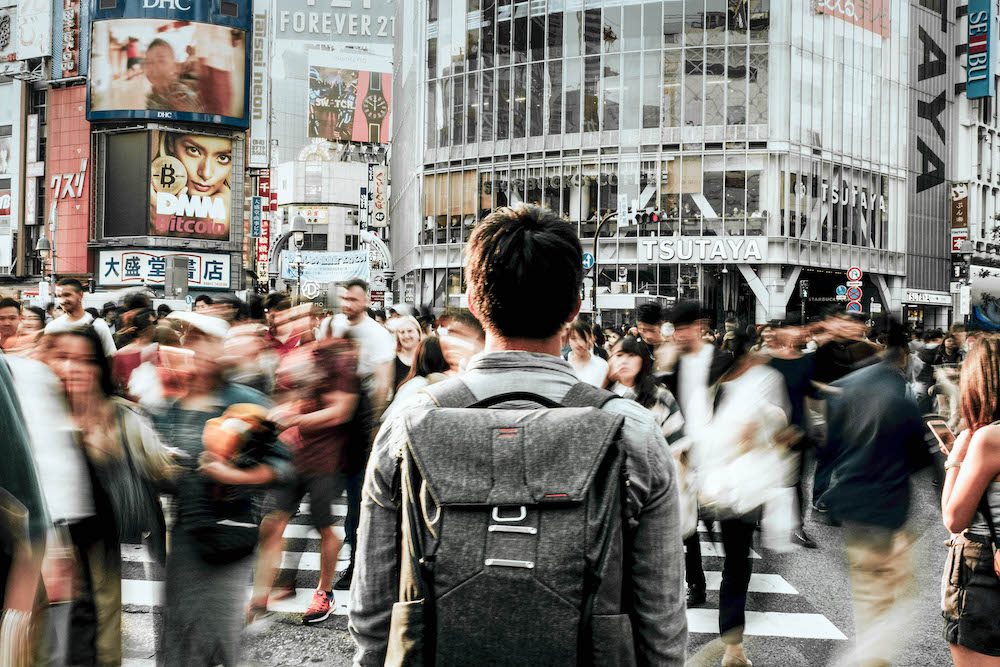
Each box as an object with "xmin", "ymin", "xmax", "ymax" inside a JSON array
[
  {"xmin": 390, "ymin": 315, "xmax": 423, "ymax": 391},
  {"xmin": 381, "ymin": 335, "xmax": 451, "ymax": 423},
  {"xmin": 565, "ymin": 319, "xmax": 609, "ymax": 387},
  {"xmin": 941, "ymin": 336, "xmax": 1000, "ymax": 666},
  {"xmin": 40, "ymin": 327, "xmax": 176, "ymax": 666}
]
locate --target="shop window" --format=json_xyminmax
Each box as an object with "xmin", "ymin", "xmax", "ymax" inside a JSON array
[
  {"xmin": 513, "ymin": 9, "xmax": 528, "ymax": 64},
  {"xmin": 467, "ymin": 72, "xmax": 479, "ymax": 142},
  {"xmin": 547, "ymin": 11, "xmax": 563, "ymax": 59},
  {"xmin": 602, "ymin": 53, "xmax": 621, "ymax": 131},
  {"xmin": 481, "ymin": 70, "xmax": 495, "ymax": 141},
  {"xmin": 584, "ymin": 9, "xmax": 601, "ymax": 55},
  {"xmin": 547, "ymin": 59, "xmax": 563, "ymax": 134},
  {"xmin": 684, "ymin": 51, "xmax": 704, "ymax": 127},
  {"xmin": 529, "ymin": 62, "xmax": 544, "ymax": 136},
  {"xmin": 452, "ymin": 75, "xmax": 465, "ymax": 145},
  {"xmin": 664, "ymin": 0, "xmax": 683, "ymax": 45},
  {"xmin": 564, "ymin": 57, "xmax": 582, "ymax": 133},
  {"xmin": 481, "ymin": 0, "xmax": 495, "ymax": 67},
  {"xmin": 497, "ymin": 67, "xmax": 510, "ymax": 140},
  {"xmin": 584, "ymin": 56, "xmax": 600, "ymax": 132},
  {"xmin": 663, "ymin": 50, "xmax": 682, "ymax": 127},
  {"xmin": 512, "ymin": 64, "xmax": 527, "ymax": 138},
  {"xmin": 642, "ymin": 52, "xmax": 660, "ymax": 129}
]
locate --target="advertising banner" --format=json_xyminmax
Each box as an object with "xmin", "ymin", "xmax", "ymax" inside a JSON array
[
  {"xmin": 0, "ymin": 191, "xmax": 9, "ymax": 216},
  {"xmin": 251, "ymin": 196, "xmax": 262, "ymax": 237},
  {"xmin": 98, "ymin": 249, "xmax": 231, "ymax": 289},
  {"xmin": 248, "ymin": 0, "xmax": 270, "ymax": 167},
  {"xmin": 0, "ymin": 130, "xmax": 12, "ymax": 179},
  {"xmin": 149, "ymin": 130, "xmax": 234, "ymax": 241},
  {"xmin": 307, "ymin": 50, "xmax": 392, "ymax": 144},
  {"xmin": 368, "ymin": 164, "xmax": 387, "ymax": 227},
  {"xmin": 61, "ymin": 0, "xmax": 80, "ymax": 77},
  {"xmin": 88, "ymin": 0, "xmax": 251, "ymax": 128},
  {"xmin": 16, "ymin": 0, "xmax": 51, "ymax": 59},
  {"xmin": 274, "ymin": 0, "xmax": 395, "ymax": 45},
  {"xmin": 280, "ymin": 249, "xmax": 370, "ymax": 284},
  {"xmin": 968, "ymin": 0, "xmax": 994, "ymax": 100},
  {"xmin": 969, "ymin": 265, "xmax": 1000, "ymax": 330},
  {"xmin": 814, "ymin": 0, "xmax": 890, "ymax": 38}
]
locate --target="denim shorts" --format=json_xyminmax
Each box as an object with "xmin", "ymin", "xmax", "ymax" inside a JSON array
[{"xmin": 942, "ymin": 533, "xmax": 1000, "ymax": 656}]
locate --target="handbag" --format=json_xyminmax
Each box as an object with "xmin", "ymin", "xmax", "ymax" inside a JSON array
[
  {"xmin": 187, "ymin": 519, "xmax": 259, "ymax": 565},
  {"xmin": 976, "ymin": 491, "xmax": 1000, "ymax": 578},
  {"xmin": 92, "ymin": 407, "xmax": 164, "ymax": 551}
]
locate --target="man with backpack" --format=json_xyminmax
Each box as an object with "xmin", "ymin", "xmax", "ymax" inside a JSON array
[{"xmin": 349, "ymin": 204, "xmax": 687, "ymax": 665}]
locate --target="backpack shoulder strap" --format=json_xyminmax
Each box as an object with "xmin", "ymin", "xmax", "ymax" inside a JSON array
[
  {"xmin": 561, "ymin": 382, "xmax": 618, "ymax": 409},
  {"xmin": 421, "ymin": 377, "xmax": 478, "ymax": 408}
]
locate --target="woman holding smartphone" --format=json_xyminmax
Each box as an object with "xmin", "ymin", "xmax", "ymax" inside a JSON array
[{"xmin": 940, "ymin": 336, "xmax": 1000, "ymax": 665}]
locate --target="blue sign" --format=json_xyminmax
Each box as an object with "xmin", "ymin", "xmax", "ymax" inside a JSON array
[
  {"xmin": 968, "ymin": 0, "xmax": 995, "ymax": 100},
  {"xmin": 835, "ymin": 285, "xmax": 847, "ymax": 296},
  {"xmin": 846, "ymin": 301, "xmax": 862, "ymax": 313},
  {"xmin": 250, "ymin": 197, "xmax": 263, "ymax": 238},
  {"xmin": 582, "ymin": 252, "xmax": 596, "ymax": 270}
]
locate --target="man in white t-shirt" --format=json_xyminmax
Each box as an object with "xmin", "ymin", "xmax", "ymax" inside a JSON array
[
  {"xmin": 331, "ymin": 278, "xmax": 395, "ymax": 591},
  {"xmin": 45, "ymin": 278, "xmax": 117, "ymax": 357}
]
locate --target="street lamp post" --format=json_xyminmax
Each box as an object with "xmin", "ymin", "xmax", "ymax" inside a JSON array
[
  {"xmin": 290, "ymin": 215, "xmax": 307, "ymax": 303},
  {"xmin": 35, "ymin": 236, "xmax": 52, "ymax": 283},
  {"xmin": 591, "ymin": 211, "xmax": 619, "ymax": 325}
]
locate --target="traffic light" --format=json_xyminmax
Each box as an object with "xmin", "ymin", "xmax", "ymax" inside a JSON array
[{"xmin": 635, "ymin": 208, "xmax": 663, "ymax": 225}]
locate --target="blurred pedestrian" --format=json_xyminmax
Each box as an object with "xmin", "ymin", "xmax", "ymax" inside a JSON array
[
  {"xmin": 663, "ymin": 300, "xmax": 734, "ymax": 608},
  {"xmin": 698, "ymin": 333, "xmax": 791, "ymax": 667},
  {"xmin": 150, "ymin": 313, "xmax": 291, "ymax": 666},
  {"xmin": 766, "ymin": 325, "xmax": 819, "ymax": 548},
  {"xmin": 0, "ymin": 356, "xmax": 47, "ymax": 667},
  {"xmin": 822, "ymin": 319, "xmax": 930, "ymax": 667},
  {"xmin": 39, "ymin": 327, "xmax": 175, "ymax": 666},
  {"xmin": 940, "ymin": 336, "xmax": 1000, "ymax": 666},
  {"xmin": 249, "ymin": 304, "xmax": 358, "ymax": 623},
  {"xmin": 0, "ymin": 298, "xmax": 21, "ymax": 352}
]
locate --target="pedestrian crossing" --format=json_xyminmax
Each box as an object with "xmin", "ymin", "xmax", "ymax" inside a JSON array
[{"xmin": 120, "ymin": 503, "xmax": 846, "ymax": 645}]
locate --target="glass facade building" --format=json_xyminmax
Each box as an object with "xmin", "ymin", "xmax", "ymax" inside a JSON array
[{"xmin": 391, "ymin": 0, "xmax": 914, "ymax": 324}]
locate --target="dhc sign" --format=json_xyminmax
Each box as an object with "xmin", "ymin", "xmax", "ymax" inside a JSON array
[{"xmin": 968, "ymin": 0, "xmax": 995, "ymax": 100}]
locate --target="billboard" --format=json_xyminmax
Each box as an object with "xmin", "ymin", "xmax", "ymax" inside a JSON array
[
  {"xmin": 149, "ymin": 130, "xmax": 234, "ymax": 241},
  {"xmin": 814, "ymin": 0, "xmax": 890, "ymax": 38},
  {"xmin": 279, "ymin": 249, "xmax": 369, "ymax": 283},
  {"xmin": 248, "ymin": 0, "xmax": 270, "ymax": 167},
  {"xmin": 98, "ymin": 249, "xmax": 231, "ymax": 289},
  {"xmin": 968, "ymin": 0, "xmax": 994, "ymax": 100},
  {"xmin": 307, "ymin": 50, "xmax": 391, "ymax": 144},
  {"xmin": 0, "ymin": 130, "xmax": 12, "ymax": 180},
  {"xmin": 16, "ymin": 0, "xmax": 52, "ymax": 59},
  {"xmin": 88, "ymin": 0, "xmax": 251, "ymax": 128},
  {"xmin": 274, "ymin": 0, "xmax": 395, "ymax": 45}
]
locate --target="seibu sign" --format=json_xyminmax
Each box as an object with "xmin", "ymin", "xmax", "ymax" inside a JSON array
[{"xmin": 637, "ymin": 237, "xmax": 766, "ymax": 264}]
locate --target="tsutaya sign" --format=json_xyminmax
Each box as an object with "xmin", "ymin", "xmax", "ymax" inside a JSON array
[{"xmin": 638, "ymin": 237, "xmax": 766, "ymax": 264}]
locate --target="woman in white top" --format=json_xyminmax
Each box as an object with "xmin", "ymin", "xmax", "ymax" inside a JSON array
[
  {"xmin": 389, "ymin": 316, "xmax": 423, "ymax": 392},
  {"xmin": 565, "ymin": 320, "xmax": 608, "ymax": 387},
  {"xmin": 698, "ymin": 333, "xmax": 792, "ymax": 667}
]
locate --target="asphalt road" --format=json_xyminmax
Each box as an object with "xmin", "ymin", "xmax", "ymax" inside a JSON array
[{"xmin": 121, "ymin": 461, "xmax": 953, "ymax": 667}]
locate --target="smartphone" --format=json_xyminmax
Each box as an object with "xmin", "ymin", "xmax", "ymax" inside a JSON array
[{"xmin": 927, "ymin": 419, "xmax": 956, "ymax": 455}]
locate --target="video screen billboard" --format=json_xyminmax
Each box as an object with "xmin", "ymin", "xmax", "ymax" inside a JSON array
[
  {"xmin": 88, "ymin": 2, "xmax": 250, "ymax": 128},
  {"xmin": 149, "ymin": 130, "xmax": 234, "ymax": 241},
  {"xmin": 307, "ymin": 51, "xmax": 392, "ymax": 144}
]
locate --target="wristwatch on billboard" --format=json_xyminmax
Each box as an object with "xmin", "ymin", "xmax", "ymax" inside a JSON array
[{"xmin": 362, "ymin": 71, "xmax": 388, "ymax": 143}]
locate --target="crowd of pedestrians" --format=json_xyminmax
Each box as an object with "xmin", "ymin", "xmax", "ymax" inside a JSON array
[{"xmin": 0, "ymin": 204, "xmax": 998, "ymax": 666}]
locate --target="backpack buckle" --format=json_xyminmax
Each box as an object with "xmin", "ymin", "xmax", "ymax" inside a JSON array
[{"xmin": 491, "ymin": 506, "xmax": 527, "ymax": 522}]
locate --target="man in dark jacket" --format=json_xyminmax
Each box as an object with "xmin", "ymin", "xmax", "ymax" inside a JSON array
[{"xmin": 821, "ymin": 319, "xmax": 930, "ymax": 667}]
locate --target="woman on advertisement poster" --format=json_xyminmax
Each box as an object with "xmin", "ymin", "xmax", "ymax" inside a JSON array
[{"xmin": 149, "ymin": 131, "xmax": 233, "ymax": 242}]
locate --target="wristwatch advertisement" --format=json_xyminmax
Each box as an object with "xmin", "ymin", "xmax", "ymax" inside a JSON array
[{"xmin": 361, "ymin": 71, "xmax": 388, "ymax": 143}]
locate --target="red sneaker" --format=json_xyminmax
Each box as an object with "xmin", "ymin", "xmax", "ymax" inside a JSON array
[{"xmin": 302, "ymin": 589, "xmax": 332, "ymax": 625}]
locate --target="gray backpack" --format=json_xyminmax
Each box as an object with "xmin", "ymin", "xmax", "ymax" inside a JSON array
[{"xmin": 386, "ymin": 380, "xmax": 637, "ymax": 666}]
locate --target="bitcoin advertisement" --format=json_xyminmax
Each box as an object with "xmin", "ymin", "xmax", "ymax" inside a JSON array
[
  {"xmin": 307, "ymin": 50, "xmax": 392, "ymax": 144},
  {"xmin": 87, "ymin": 0, "xmax": 251, "ymax": 128},
  {"xmin": 149, "ymin": 130, "xmax": 234, "ymax": 241}
]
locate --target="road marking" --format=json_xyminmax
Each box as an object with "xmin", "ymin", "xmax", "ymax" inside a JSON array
[
  {"xmin": 704, "ymin": 572, "xmax": 798, "ymax": 595},
  {"xmin": 687, "ymin": 609, "xmax": 847, "ymax": 640},
  {"xmin": 696, "ymin": 542, "xmax": 762, "ymax": 559},
  {"xmin": 121, "ymin": 544, "xmax": 349, "ymax": 569}
]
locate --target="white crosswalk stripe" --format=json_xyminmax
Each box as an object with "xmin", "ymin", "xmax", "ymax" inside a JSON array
[{"xmin": 121, "ymin": 501, "xmax": 846, "ymax": 643}]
